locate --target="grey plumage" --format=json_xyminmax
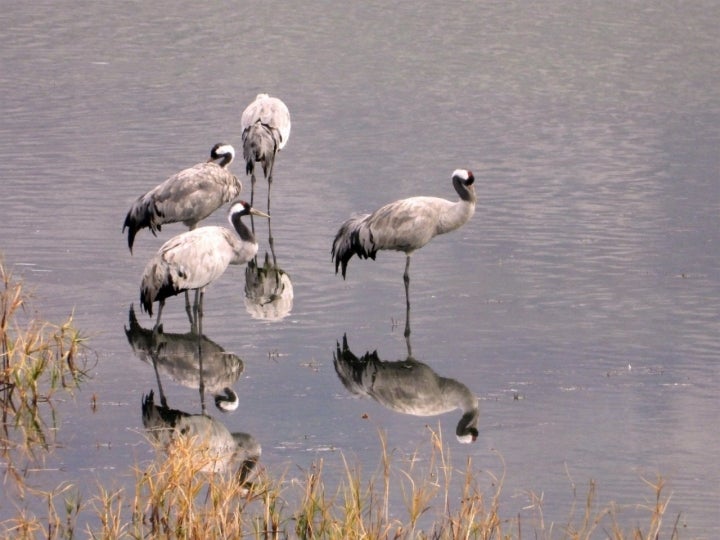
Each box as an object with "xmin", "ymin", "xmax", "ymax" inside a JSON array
[
  {"xmin": 244, "ymin": 252, "xmax": 294, "ymax": 321},
  {"xmin": 125, "ymin": 305, "xmax": 243, "ymax": 412},
  {"xmin": 240, "ymin": 94, "xmax": 291, "ymax": 211},
  {"xmin": 333, "ymin": 335, "xmax": 479, "ymax": 443},
  {"xmin": 331, "ymin": 169, "xmax": 476, "ymax": 280},
  {"xmin": 142, "ymin": 390, "xmax": 261, "ymax": 481},
  {"xmin": 331, "ymin": 168, "xmax": 476, "ymax": 338},
  {"xmin": 139, "ymin": 201, "xmax": 270, "ymax": 324},
  {"xmin": 123, "ymin": 143, "xmax": 242, "ymax": 253}
]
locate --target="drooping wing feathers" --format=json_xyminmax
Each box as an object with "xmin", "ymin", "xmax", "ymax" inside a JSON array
[
  {"xmin": 331, "ymin": 214, "xmax": 375, "ymax": 278},
  {"xmin": 331, "ymin": 197, "xmax": 456, "ymax": 278},
  {"xmin": 123, "ymin": 162, "xmax": 242, "ymax": 252},
  {"xmin": 242, "ymin": 123, "xmax": 278, "ymax": 177}
]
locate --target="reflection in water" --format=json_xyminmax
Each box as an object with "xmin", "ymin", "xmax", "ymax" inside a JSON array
[
  {"xmin": 142, "ymin": 390, "xmax": 261, "ymax": 485},
  {"xmin": 244, "ymin": 253, "xmax": 294, "ymax": 321},
  {"xmin": 125, "ymin": 305, "xmax": 243, "ymax": 412},
  {"xmin": 333, "ymin": 334, "xmax": 479, "ymax": 443},
  {"xmin": 244, "ymin": 220, "xmax": 294, "ymax": 321}
]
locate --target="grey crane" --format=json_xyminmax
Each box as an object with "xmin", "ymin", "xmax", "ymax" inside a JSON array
[
  {"xmin": 331, "ymin": 169, "xmax": 476, "ymax": 334},
  {"xmin": 142, "ymin": 390, "xmax": 261, "ymax": 483},
  {"xmin": 240, "ymin": 93, "xmax": 291, "ymax": 213},
  {"xmin": 333, "ymin": 335, "xmax": 479, "ymax": 443},
  {"xmin": 123, "ymin": 143, "xmax": 243, "ymax": 253},
  {"xmin": 139, "ymin": 201, "xmax": 269, "ymax": 327}
]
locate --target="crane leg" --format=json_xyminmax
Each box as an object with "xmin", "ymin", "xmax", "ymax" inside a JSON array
[
  {"xmin": 155, "ymin": 300, "xmax": 164, "ymax": 329},
  {"xmin": 266, "ymin": 155, "xmax": 275, "ymax": 215},
  {"xmin": 250, "ymin": 172, "xmax": 257, "ymax": 233},
  {"xmin": 184, "ymin": 291, "xmax": 193, "ymax": 323},
  {"xmin": 268, "ymin": 219, "xmax": 277, "ymax": 266},
  {"xmin": 188, "ymin": 289, "xmax": 203, "ymax": 333},
  {"xmin": 250, "ymin": 172, "xmax": 257, "ymax": 207},
  {"xmin": 403, "ymin": 256, "xmax": 411, "ymax": 338}
]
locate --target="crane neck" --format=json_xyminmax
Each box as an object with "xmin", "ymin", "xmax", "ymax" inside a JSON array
[
  {"xmin": 230, "ymin": 212, "xmax": 256, "ymax": 244},
  {"xmin": 440, "ymin": 377, "xmax": 479, "ymax": 441},
  {"xmin": 439, "ymin": 377, "xmax": 477, "ymax": 413},
  {"xmin": 453, "ymin": 175, "xmax": 477, "ymax": 204},
  {"xmin": 217, "ymin": 154, "xmax": 233, "ymax": 168}
]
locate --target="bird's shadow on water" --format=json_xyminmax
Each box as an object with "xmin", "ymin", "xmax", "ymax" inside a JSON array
[
  {"xmin": 244, "ymin": 220, "xmax": 294, "ymax": 321},
  {"xmin": 124, "ymin": 305, "xmax": 243, "ymax": 414},
  {"xmin": 333, "ymin": 332, "xmax": 480, "ymax": 444}
]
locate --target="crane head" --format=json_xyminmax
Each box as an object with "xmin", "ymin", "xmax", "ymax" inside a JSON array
[{"xmin": 452, "ymin": 169, "xmax": 474, "ymax": 186}]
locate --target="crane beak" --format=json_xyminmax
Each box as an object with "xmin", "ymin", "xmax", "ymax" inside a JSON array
[{"xmin": 249, "ymin": 208, "xmax": 271, "ymax": 219}]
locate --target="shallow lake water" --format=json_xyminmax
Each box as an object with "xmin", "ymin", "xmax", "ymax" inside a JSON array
[{"xmin": 1, "ymin": 1, "xmax": 719, "ymax": 536}]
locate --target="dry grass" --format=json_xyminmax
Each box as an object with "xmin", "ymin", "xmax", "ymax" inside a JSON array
[
  {"xmin": 1, "ymin": 260, "xmax": 89, "ymax": 499},
  {"xmin": 0, "ymin": 425, "xmax": 679, "ymax": 540},
  {"xmin": 0, "ymin": 259, "xmax": 682, "ymax": 539}
]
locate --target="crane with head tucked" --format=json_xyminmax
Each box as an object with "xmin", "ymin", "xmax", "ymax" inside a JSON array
[
  {"xmin": 331, "ymin": 169, "xmax": 476, "ymax": 334},
  {"xmin": 240, "ymin": 93, "xmax": 291, "ymax": 213},
  {"xmin": 123, "ymin": 143, "xmax": 242, "ymax": 253},
  {"xmin": 139, "ymin": 200, "xmax": 269, "ymax": 327}
]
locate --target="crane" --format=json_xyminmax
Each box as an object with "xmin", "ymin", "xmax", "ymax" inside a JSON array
[
  {"xmin": 331, "ymin": 169, "xmax": 476, "ymax": 334},
  {"xmin": 123, "ymin": 143, "xmax": 242, "ymax": 253},
  {"xmin": 240, "ymin": 93, "xmax": 291, "ymax": 213},
  {"xmin": 139, "ymin": 200, "xmax": 269, "ymax": 327}
]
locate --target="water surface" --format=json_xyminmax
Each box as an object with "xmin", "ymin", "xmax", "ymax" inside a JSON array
[{"xmin": 1, "ymin": 1, "xmax": 718, "ymax": 536}]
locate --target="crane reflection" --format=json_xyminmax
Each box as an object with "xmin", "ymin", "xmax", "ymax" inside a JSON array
[
  {"xmin": 125, "ymin": 305, "xmax": 243, "ymax": 413},
  {"xmin": 141, "ymin": 389, "xmax": 261, "ymax": 486},
  {"xmin": 333, "ymin": 334, "xmax": 479, "ymax": 443},
  {"xmin": 244, "ymin": 220, "xmax": 293, "ymax": 321}
]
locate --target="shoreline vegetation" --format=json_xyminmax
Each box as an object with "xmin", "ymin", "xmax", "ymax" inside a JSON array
[{"xmin": 1, "ymin": 261, "xmax": 680, "ymax": 538}]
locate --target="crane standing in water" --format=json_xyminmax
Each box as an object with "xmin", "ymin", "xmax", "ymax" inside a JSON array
[
  {"xmin": 331, "ymin": 169, "xmax": 476, "ymax": 335},
  {"xmin": 140, "ymin": 201, "xmax": 269, "ymax": 328},
  {"xmin": 123, "ymin": 143, "xmax": 243, "ymax": 253},
  {"xmin": 240, "ymin": 93, "xmax": 291, "ymax": 213}
]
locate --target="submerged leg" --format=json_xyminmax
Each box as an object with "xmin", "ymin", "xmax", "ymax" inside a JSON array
[{"xmin": 403, "ymin": 255, "xmax": 411, "ymax": 338}]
